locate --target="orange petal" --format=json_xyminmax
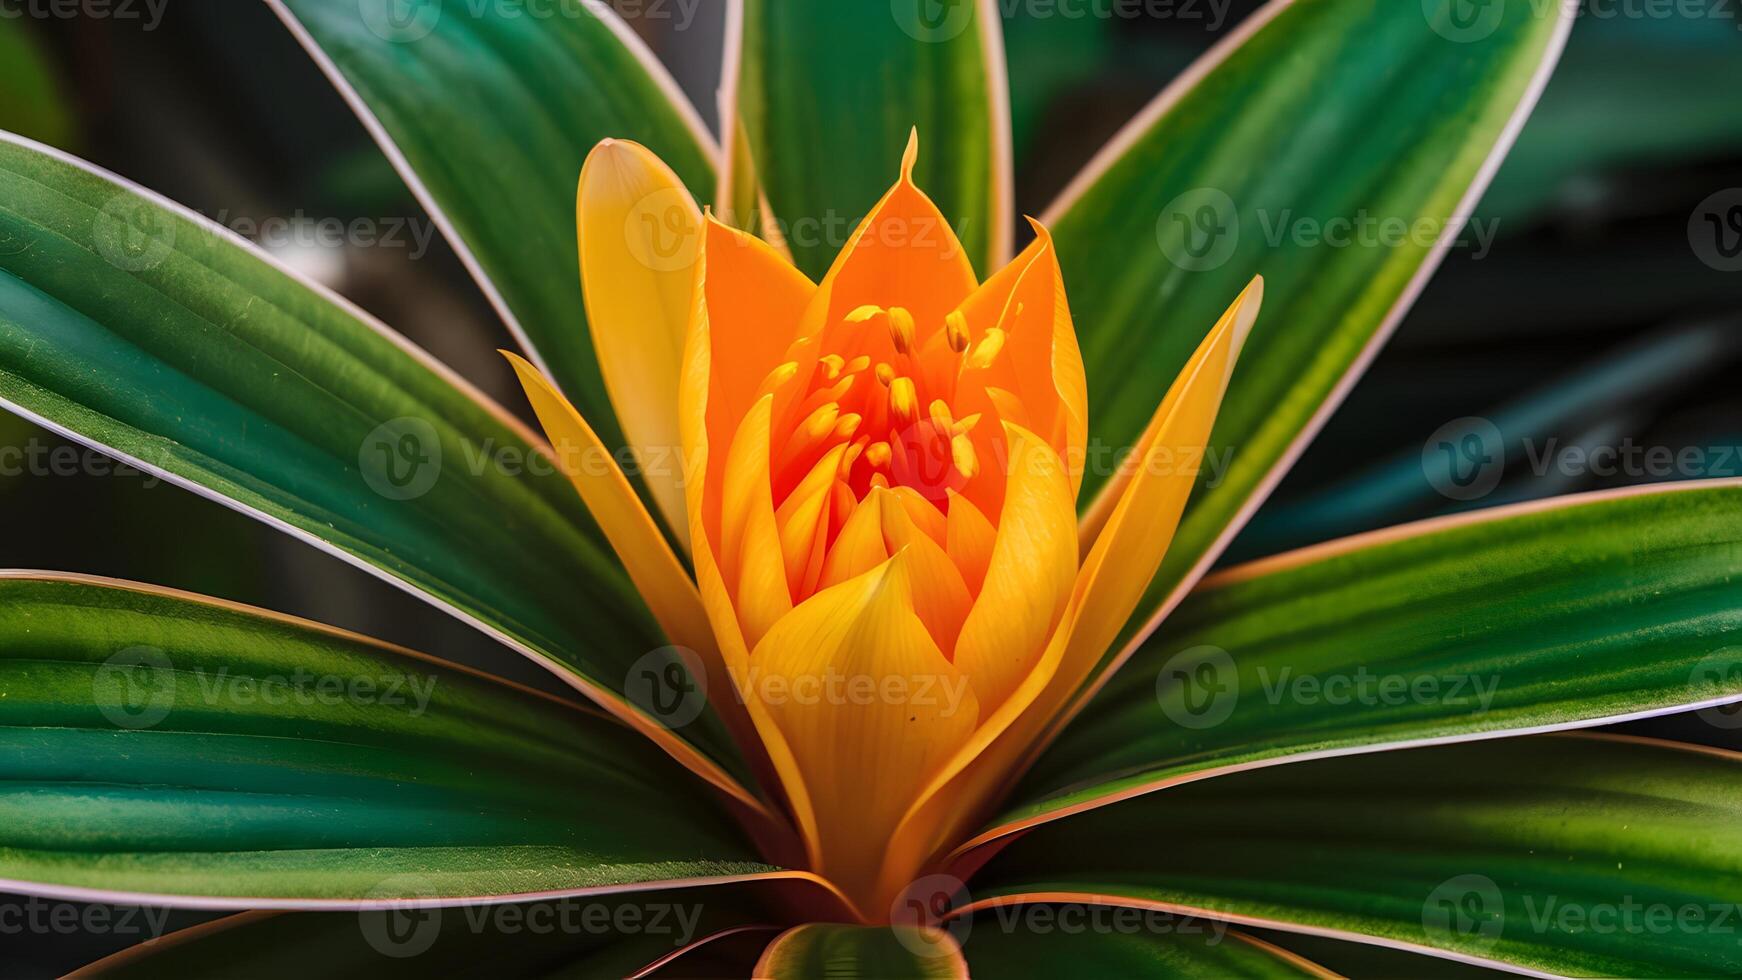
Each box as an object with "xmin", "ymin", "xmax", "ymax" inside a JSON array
[
  {"xmin": 748, "ymin": 552, "xmax": 978, "ymax": 906},
  {"xmin": 576, "ymin": 139, "xmax": 703, "ymax": 550},
  {"xmin": 775, "ymin": 131, "xmax": 978, "ymax": 435},
  {"xmin": 951, "ymin": 219, "xmax": 1087, "ymax": 494}
]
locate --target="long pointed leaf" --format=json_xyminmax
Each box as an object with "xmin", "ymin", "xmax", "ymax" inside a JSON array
[
  {"xmin": 968, "ymin": 735, "xmax": 1742, "ymax": 979},
  {"xmin": 0, "ymin": 134, "xmax": 750, "ymax": 796},
  {"xmin": 0, "ymin": 574, "xmax": 769, "ymax": 905},
  {"xmin": 269, "ymin": 0, "xmax": 716, "ymax": 445},
  {"xmin": 1049, "ymin": 0, "xmax": 1574, "ymax": 677},
  {"xmin": 995, "ymin": 481, "xmax": 1742, "ymax": 840}
]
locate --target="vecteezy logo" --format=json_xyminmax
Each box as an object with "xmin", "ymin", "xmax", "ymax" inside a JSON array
[
  {"xmin": 1691, "ymin": 649, "xmax": 1742, "ymax": 730},
  {"xmin": 94, "ymin": 645, "xmax": 176, "ymax": 730},
  {"xmin": 358, "ymin": 0, "xmax": 442, "ymax": 43},
  {"xmin": 1422, "ymin": 416, "xmax": 1505, "ymax": 501},
  {"xmin": 359, "ymin": 417, "xmax": 442, "ymax": 501},
  {"xmin": 889, "ymin": 874, "xmax": 972, "ymax": 958},
  {"xmin": 1423, "ymin": 0, "xmax": 1505, "ymax": 43},
  {"xmin": 1689, "ymin": 189, "xmax": 1742, "ymax": 273},
  {"xmin": 1422, "ymin": 874, "xmax": 1505, "ymax": 951},
  {"xmin": 358, "ymin": 876, "xmax": 443, "ymax": 958},
  {"xmin": 93, "ymin": 194, "xmax": 177, "ymax": 272},
  {"xmin": 891, "ymin": 0, "xmax": 974, "ymax": 43},
  {"xmin": 1156, "ymin": 188, "xmax": 1239, "ymax": 272},
  {"xmin": 1156, "ymin": 645, "xmax": 1238, "ymax": 729},
  {"xmin": 625, "ymin": 187, "xmax": 702, "ymax": 272},
  {"xmin": 625, "ymin": 646, "xmax": 708, "ymax": 729}
]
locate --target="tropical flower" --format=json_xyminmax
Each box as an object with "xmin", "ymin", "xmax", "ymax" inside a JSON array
[
  {"xmin": 0, "ymin": 1, "xmax": 1739, "ymax": 977},
  {"xmin": 508, "ymin": 130, "xmax": 1260, "ymax": 916}
]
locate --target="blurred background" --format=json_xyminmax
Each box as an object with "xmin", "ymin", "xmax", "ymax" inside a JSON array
[{"xmin": 1, "ymin": 0, "xmax": 1738, "ymax": 973}]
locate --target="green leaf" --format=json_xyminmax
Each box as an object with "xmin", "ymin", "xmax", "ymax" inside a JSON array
[
  {"xmin": 1048, "ymin": 0, "xmax": 1573, "ymax": 656},
  {"xmin": 0, "ymin": 134, "xmax": 747, "ymax": 778},
  {"xmin": 959, "ymin": 917, "xmax": 1327, "ymax": 978},
  {"xmin": 268, "ymin": 0, "xmax": 716, "ymax": 447},
  {"xmin": 973, "ymin": 735, "xmax": 1742, "ymax": 979},
  {"xmin": 79, "ymin": 889, "xmax": 766, "ymax": 977},
  {"xmin": 1002, "ymin": 482, "xmax": 1742, "ymax": 833},
  {"xmin": 0, "ymin": 575, "xmax": 770, "ymax": 902},
  {"xmin": 724, "ymin": 0, "xmax": 1010, "ymax": 278},
  {"xmin": 755, "ymin": 923, "xmax": 965, "ymax": 979}
]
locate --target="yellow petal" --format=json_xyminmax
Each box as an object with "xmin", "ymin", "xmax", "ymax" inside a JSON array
[
  {"xmin": 749, "ymin": 551, "xmax": 979, "ymax": 906},
  {"xmin": 949, "ymin": 423, "xmax": 1076, "ymax": 713},
  {"xmin": 505, "ymin": 352, "xmax": 716, "ymax": 659},
  {"xmin": 723, "ymin": 395, "xmax": 793, "ymax": 648},
  {"xmin": 577, "ymin": 139, "xmax": 703, "ymax": 550},
  {"xmin": 819, "ymin": 491, "xmax": 891, "ymax": 589},
  {"xmin": 1067, "ymin": 277, "xmax": 1260, "ymax": 662},
  {"xmin": 875, "ymin": 490, "xmax": 972, "ymax": 656}
]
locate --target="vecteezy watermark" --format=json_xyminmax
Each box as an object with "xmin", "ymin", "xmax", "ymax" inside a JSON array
[
  {"xmin": 360, "ymin": 417, "xmax": 444, "ymax": 501},
  {"xmin": 358, "ymin": 0, "xmax": 703, "ymax": 43},
  {"xmin": 1155, "ymin": 189, "xmax": 1499, "ymax": 272},
  {"xmin": 93, "ymin": 194, "xmax": 178, "ymax": 273},
  {"xmin": 1423, "ymin": 874, "xmax": 1506, "ymax": 951},
  {"xmin": 634, "ymin": 195, "xmax": 972, "ymax": 271},
  {"xmin": 624, "ymin": 645, "xmax": 710, "ymax": 730},
  {"xmin": 0, "ymin": 438, "xmax": 161, "ymax": 487},
  {"xmin": 1423, "ymin": 875, "xmax": 1742, "ymax": 952},
  {"xmin": 1422, "ymin": 416, "xmax": 1506, "ymax": 501},
  {"xmin": 890, "ymin": 874, "xmax": 974, "ymax": 958},
  {"xmin": 1156, "ymin": 647, "xmax": 1503, "ymax": 729},
  {"xmin": 1422, "ymin": 416, "xmax": 1742, "ymax": 501},
  {"xmin": 92, "ymin": 646, "xmax": 439, "ymax": 732},
  {"xmin": 737, "ymin": 665, "xmax": 975, "ymax": 717},
  {"xmin": 358, "ymin": 880, "xmax": 707, "ymax": 959},
  {"xmin": 1690, "ymin": 188, "xmax": 1742, "ymax": 273},
  {"xmin": 893, "ymin": 0, "xmax": 1232, "ymax": 42},
  {"xmin": 1155, "ymin": 645, "xmax": 1239, "ymax": 729},
  {"xmin": 211, "ymin": 210, "xmax": 440, "ymax": 262},
  {"xmin": 0, "ymin": 0, "xmax": 169, "ymax": 29},
  {"xmin": 1425, "ymin": 0, "xmax": 1741, "ymax": 44},
  {"xmin": 1690, "ymin": 648, "xmax": 1742, "ymax": 730},
  {"xmin": 0, "ymin": 896, "xmax": 171, "ymax": 939}
]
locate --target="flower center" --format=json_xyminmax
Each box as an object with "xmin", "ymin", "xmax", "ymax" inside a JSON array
[{"xmin": 750, "ymin": 301, "xmax": 1009, "ymax": 622}]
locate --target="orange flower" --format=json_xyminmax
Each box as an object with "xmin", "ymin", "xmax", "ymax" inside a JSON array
[{"xmin": 509, "ymin": 131, "xmax": 1261, "ymax": 919}]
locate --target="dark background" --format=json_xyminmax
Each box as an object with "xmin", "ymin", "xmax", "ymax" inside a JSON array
[{"xmin": 1, "ymin": 0, "xmax": 1739, "ymax": 973}]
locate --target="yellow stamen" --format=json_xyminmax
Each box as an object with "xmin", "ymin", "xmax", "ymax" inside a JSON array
[
  {"xmin": 819, "ymin": 354, "xmax": 845, "ymax": 380},
  {"xmin": 865, "ymin": 441, "xmax": 893, "ymax": 470},
  {"xmin": 968, "ymin": 328, "xmax": 1006, "ymax": 370},
  {"xmin": 929, "ymin": 399, "xmax": 954, "ymax": 431},
  {"xmin": 944, "ymin": 310, "xmax": 969, "ymax": 353},
  {"xmin": 834, "ymin": 412, "xmax": 863, "ymax": 440},
  {"xmin": 874, "ymin": 362, "xmax": 895, "ymax": 387},
  {"xmin": 951, "ymin": 434, "xmax": 979, "ymax": 480},
  {"xmin": 889, "ymin": 377, "xmax": 919, "ymax": 424},
  {"xmin": 887, "ymin": 306, "xmax": 916, "ymax": 354},
  {"xmin": 845, "ymin": 304, "xmax": 884, "ymax": 324}
]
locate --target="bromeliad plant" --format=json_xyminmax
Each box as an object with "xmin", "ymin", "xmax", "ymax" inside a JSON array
[{"xmin": 2, "ymin": 0, "xmax": 1740, "ymax": 977}]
